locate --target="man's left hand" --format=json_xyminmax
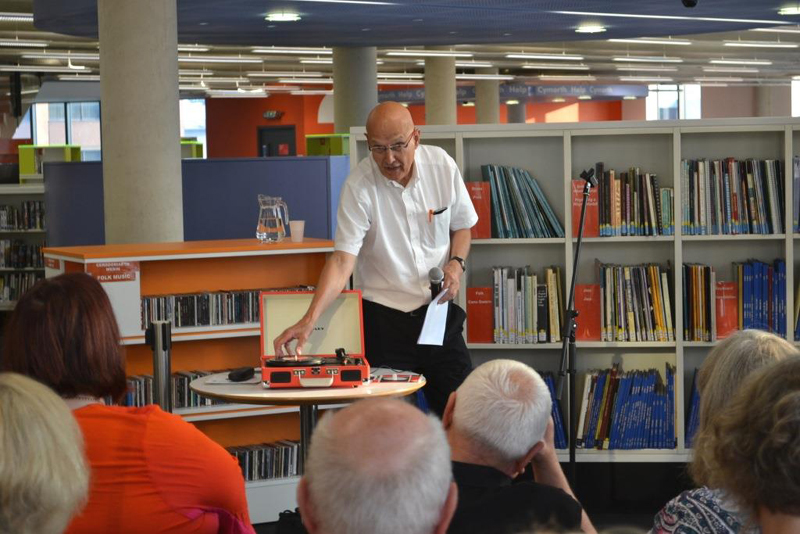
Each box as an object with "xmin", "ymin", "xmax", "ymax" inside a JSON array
[{"xmin": 440, "ymin": 260, "xmax": 462, "ymax": 304}]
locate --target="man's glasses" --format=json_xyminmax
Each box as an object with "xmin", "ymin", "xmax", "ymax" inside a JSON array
[{"xmin": 368, "ymin": 130, "xmax": 417, "ymax": 155}]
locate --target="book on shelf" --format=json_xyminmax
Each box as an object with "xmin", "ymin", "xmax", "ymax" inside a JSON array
[
  {"xmin": 574, "ymin": 284, "xmax": 602, "ymax": 341},
  {"xmin": 541, "ymin": 372, "xmax": 567, "ymax": 449},
  {"xmin": 596, "ymin": 260, "xmax": 673, "ymax": 342},
  {"xmin": 682, "ymin": 158, "xmax": 784, "ymax": 235},
  {"xmin": 123, "ymin": 371, "xmax": 228, "ymax": 409},
  {"xmin": 228, "ymin": 440, "xmax": 300, "ymax": 482},
  {"xmin": 466, "ymin": 287, "xmax": 493, "ymax": 343},
  {"xmin": 0, "ymin": 239, "xmax": 44, "ymax": 269},
  {"xmin": 0, "ymin": 201, "xmax": 45, "ymax": 231},
  {"xmin": 685, "ymin": 368, "xmax": 701, "ymax": 448},
  {"xmin": 593, "ymin": 163, "xmax": 673, "ymax": 237},
  {"xmin": 685, "ymin": 259, "xmax": 785, "ymax": 341},
  {"xmin": 490, "ymin": 266, "xmax": 562, "ymax": 344},
  {"xmin": 480, "ymin": 164, "xmax": 564, "ymax": 239},
  {"xmin": 716, "ymin": 281, "xmax": 738, "ymax": 340},
  {"xmin": 467, "ymin": 182, "xmax": 491, "ymax": 239},
  {"xmin": 793, "ymin": 156, "xmax": 799, "ymax": 233},
  {"xmin": 571, "ymin": 180, "xmax": 599, "ymax": 238},
  {"xmin": 576, "ymin": 364, "xmax": 676, "ymax": 451}
]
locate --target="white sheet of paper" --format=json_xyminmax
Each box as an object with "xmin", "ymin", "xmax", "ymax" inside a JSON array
[{"xmin": 417, "ymin": 288, "xmax": 449, "ymax": 346}]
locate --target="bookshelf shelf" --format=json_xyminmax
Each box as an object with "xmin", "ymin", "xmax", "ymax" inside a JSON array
[
  {"xmin": 352, "ymin": 116, "xmax": 800, "ymax": 466},
  {"xmin": 0, "ymin": 301, "xmax": 16, "ymax": 311},
  {"xmin": 176, "ymin": 402, "xmax": 348, "ymax": 423},
  {"xmin": 0, "ymin": 267, "xmax": 44, "ymax": 272},
  {"xmin": 121, "ymin": 326, "xmax": 262, "ymax": 346},
  {"xmin": 0, "ymin": 184, "xmax": 44, "ymax": 195},
  {"xmin": 0, "ymin": 229, "xmax": 45, "ymax": 234}
]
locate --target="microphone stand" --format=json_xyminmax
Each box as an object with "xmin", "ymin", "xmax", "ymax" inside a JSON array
[{"xmin": 556, "ymin": 167, "xmax": 596, "ymax": 488}]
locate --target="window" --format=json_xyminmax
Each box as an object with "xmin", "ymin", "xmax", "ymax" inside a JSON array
[
  {"xmin": 67, "ymin": 102, "xmax": 101, "ymax": 160},
  {"xmin": 180, "ymin": 99, "xmax": 206, "ymax": 158},
  {"xmin": 646, "ymin": 84, "xmax": 701, "ymax": 121},
  {"xmin": 32, "ymin": 102, "xmax": 66, "ymax": 145},
  {"xmin": 12, "ymin": 108, "xmax": 31, "ymax": 140}
]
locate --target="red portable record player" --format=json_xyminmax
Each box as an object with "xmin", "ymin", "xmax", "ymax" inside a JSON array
[{"xmin": 259, "ymin": 290, "xmax": 369, "ymax": 388}]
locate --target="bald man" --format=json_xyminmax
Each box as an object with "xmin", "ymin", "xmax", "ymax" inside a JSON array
[
  {"xmin": 274, "ymin": 102, "xmax": 478, "ymax": 416},
  {"xmin": 298, "ymin": 398, "xmax": 458, "ymax": 534}
]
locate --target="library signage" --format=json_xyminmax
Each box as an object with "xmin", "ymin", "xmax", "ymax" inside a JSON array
[{"xmin": 379, "ymin": 84, "xmax": 647, "ymax": 104}]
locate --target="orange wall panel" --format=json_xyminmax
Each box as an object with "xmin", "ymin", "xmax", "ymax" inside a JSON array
[
  {"xmin": 193, "ymin": 412, "xmax": 301, "ymax": 447},
  {"xmin": 124, "ymin": 336, "xmax": 262, "ymax": 375}
]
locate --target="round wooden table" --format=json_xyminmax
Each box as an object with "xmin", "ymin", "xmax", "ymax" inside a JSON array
[{"xmin": 191, "ymin": 371, "xmax": 426, "ymax": 473}]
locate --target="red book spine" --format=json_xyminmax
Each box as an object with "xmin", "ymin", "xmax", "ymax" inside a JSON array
[
  {"xmin": 467, "ymin": 182, "xmax": 492, "ymax": 239},
  {"xmin": 572, "ymin": 180, "xmax": 599, "ymax": 238},
  {"xmin": 716, "ymin": 281, "xmax": 739, "ymax": 339},
  {"xmin": 574, "ymin": 284, "xmax": 602, "ymax": 341},
  {"xmin": 467, "ymin": 287, "xmax": 494, "ymax": 343}
]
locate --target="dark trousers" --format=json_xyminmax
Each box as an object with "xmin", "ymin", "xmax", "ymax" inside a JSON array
[{"xmin": 363, "ymin": 299, "xmax": 473, "ymax": 418}]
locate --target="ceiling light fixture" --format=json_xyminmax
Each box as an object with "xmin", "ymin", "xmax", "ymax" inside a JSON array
[
  {"xmin": 282, "ymin": 0, "xmax": 396, "ymax": 4},
  {"xmin": 0, "ymin": 38, "xmax": 47, "ymax": 48},
  {"xmin": 299, "ymin": 58, "xmax": 333, "ymax": 64},
  {"xmin": 178, "ymin": 45, "xmax": 210, "ymax": 52},
  {"xmin": 578, "ymin": 95, "xmax": 592, "ymax": 100},
  {"xmin": 291, "ymin": 89, "xmax": 334, "ymax": 95},
  {"xmin": 179, "ymin": 69, "xmax": 213, "ymax": 75},
  {"xmin": 615, "ymin": 65, "xmax": 678, "ymax": 72},
  {"xmin": 21, "ymin": 52, "xmax": 99, "ymax": 60},
  {"xmin": 252, "ymin": 47, "xmax": 332, "ymax": 55},
  {"xmin": 751, "ymin": 26, "xmax": 800, "ymax": 33},
  {"xmin": 539, "ymin": 74, "xmax": 596, "ymax": 80},
  {"xmin": 376, "ymin": 73, "xmax": 424, "ymax": 78},
  {"xmin": 778, "ymin": 6, "xmax": 800, "ymax": 15},
  {"xmin": 179, "ymin": 76, "xmax": 249, "ymax": 83},
  {"xmin": 377, "ymin": 79, "xmax": 425, "ymax": 85},
  {"xmin": 608, "ymin": 37, "xmax": 691, "ymax": 45},
  {"xmin": 58, "ymin": 74, "xmax": 100, "ymax": 81},
  {"xmin": 455, "ymin": 73, "xmax": 515, "ymax": 80},
  {"xmin": 506, "ymin": 53, "xmax": 583, "ymax": 60},
  {"xmin": 703, "ymin": 66, "xmax": 759, "ymax": 73},
  {"xmin": 505, "ymin": 100, "xmax": 520, "ymax": 105},
  {"xmin": 247, "ymin": 71, "xmax": 324, "ymax": 77},
  {"xmin": 575, "ymin": 24, "xmax": 606, "ymax": 34},
  {"xmin": 552, "ymin": 97, "xmax": 566, "ymax": 103},
  {"xmin": 265, "ymin": 12, "xmax": 301, "ymax": 22},
  {"xmin": 522, "ymin": 63, "xmax": 590, "ymax": 71},
  {"xmin": 385, "ymin": 50, "xmax": 474, "ymax": 57},
  {"xmin": 694, "ymin": 76, "xmax": 745, "ymax": 82},
  {"xmin": 618, "ymin": 75, "xmax": 674, "ymax": 82},
  {"xmin": 709, "ymin": 58, "xmax": 772, "ymax": 65},
  {"xmin": 723, "ymin": 40, "xmax": 798, "ymax": 48},
  {"xmin": 277, "ymin": 77, "xmax": 333, "ymax": 84},
  {"xmin": 613, "ymin": 56, "xmax": 683, "ymax": 63},
  {"xmin": 0, "ymin": 64, "xmax": 89, "ymax": 72},
  {"xmin": 179, "ymin": 55, "xmax": 262, "ymax": 63},
  {"xmin": 551, "ymin": 10, "xmax": 790, "ymax": 25},
  {"xmin": 623, "ymin": 96, "xmax": 637, "ymax": 100},
  {"xmin": 455, "ymin": 61, "xmax": 494, "ymax": 68},
  {"xmin": 0, "ymin": 12, "xmax": 33, "ymax": 22},
  {"xmin": 461, "ymin": 101, "xmax": 475, "ymax": 107}
]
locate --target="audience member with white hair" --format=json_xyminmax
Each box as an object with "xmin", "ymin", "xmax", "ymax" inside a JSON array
[
  {"xmin": 443, "ymin": 359, "xmax": 596, "ymax": 534},
  {"xmin": 298, "ymin": 398, "xmax": 458, "ymax": 534},
  {"xmin": 0, "ymin": 372, "xmax": 89, "ymax": 534}
]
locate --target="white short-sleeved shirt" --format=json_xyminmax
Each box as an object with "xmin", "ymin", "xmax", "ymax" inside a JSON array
[{"xmin": 335, "ymin": 145, "xmax": 478, "ymax": 312}]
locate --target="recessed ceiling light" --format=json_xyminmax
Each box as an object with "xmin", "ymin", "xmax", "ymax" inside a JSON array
[
  {"xmin": 265, "ymin": 12, "xmax": 301, "ymax": 22},
  {"xmin": 615, "ymin": 65, "xmax": 678, "ymax": 72},
  {"xmin": 703, "ymin": 66, "xmax": 759, "ymax": 73},
  {"xmin": 178, "ymin": 45, "xmax": 210, "ymax": 52},
  {"xmin": 377, "ymin": 79, "xmax": 424, "ymax": 85},
  {"xmin": 179, "ymin": 76, "xmax": 249, "ymax": 83},
  {"xmin": 506, "ymin": 53, "xmax": 583, "ymax": 61},
  {"xmin": 575, "ymin": 24, "xmax": 606, "ymax": 34},
  {"xmin": 552, "ymin": 97, "xmax": 566, "ymax": 103},
  {"xmin": 449, "ymin": 31, "xmax": 457, "ymax": 35},
  {"xmin": 612, "ymin": 56, "xmax": 683, "ymax": 63},
  {"xmin": 455, "ymin": 61, "xmax": 494, "ymax": 68},
  {"xmin": 299, "ymin": 58, "xmax": 333, "ymax": 64},
  {"xmin": 577, "ymin": 95, "xmax": 592, "ymax": 100},
  {"xmin": 179, "ymin": 55, "xmax": 262, "ymax": 64},
  {"xmin": 503, "ymin": 33, "xmax": 512, "ymax": 36},
  {"xmin": 619, "ymin": 76, "xmax": 674, "ymax": 82},
  {"xmin": 0, "ymin": 64, "xmax": 89, "ymax": 73},
  {"xmin": 247, "ymin": 71, "xmax": 324, "ymax": 77},
  {"xmin": 608, "ymin": 37, "xmax": 691, "ymax": 45},
  {"xmin": 751, "ymin": 26, "xmax": 800, "ymax": 33},
  {"xmin": 623, "ymin": 96, "xmax": 637, "ymax": 100},
  {"xmin": 58, "ymin": 74, "xmax": 100, "ymax": 81},
  {"xmin": 551, "ymin": 10, "xmax": 790, "ymax": 25},
  {"xmin": 522, "ymin": 63, "xmax": 590, "ymax": 71},
  {"xmin": 0, "ymin": 12, "xmax": 33, "ymax": 22},
  {"xmin": 695, "ymin": 76, "xmax": 745, "ymax": 82},
  {"xmin": 198, "ymin": 22, "xmax": 209, "ymax": 26},
  {"xmin": 277, "ymin": 78, "xmax": 333, "ymax": 84},
  {"xmin": 723, "ymin": 40, "xmax": 798, "ymax": 48},
  {"xmin": 22, "ymin": 52, "xmax": 99, "ymax": 60},
  {"xmin": 385, "ymin": 50, "xmax": 474, "ymax": 57},
  {"xmin": 455, "ymin": 74, "xmax": 515, "ymax": 80},
  {"xmin": 400, "ymin": 102, "xmax": 409, "ymax": 106},
  {"xmin": 709, "ymin": 58, "xmax": 772, "ymax": 65},
  {"xmin": 253, "ymin": 47, "xmax": 332, "ymax": 55},
  {"xmin": 0, "ymin": 38, "xmax": 48, "ymax": 48},
  {"xmin": 362, "ymin": 28, "xmax": 370, "ymax": 31},
  {"xmin": 461, "ymin": 101, "xmax": 475, "ymax": 107},
  {"xmin": 778, "ymin": 6, "xmax": 800, "ymax": 15},
  {"xmin": 539, "ymin": 74, "xmax": 596, "ymax": 80},
  {"xmin": 376, "ymin": 73, "xmax": 424, "ymax": 78},
  {"xmin": 506, "ymin": 100, "xmax": 520, "ymax": 105}
]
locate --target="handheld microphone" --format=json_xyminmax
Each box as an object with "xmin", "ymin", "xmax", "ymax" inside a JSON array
[{"xmin": 429, "ymin": 267, "xmax": 444, "ymax": 301}]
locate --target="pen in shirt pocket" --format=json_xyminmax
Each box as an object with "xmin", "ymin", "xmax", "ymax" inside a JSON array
[{"xmin": 428, "ymin": 206, "xmax": 448, "ymax": 223}]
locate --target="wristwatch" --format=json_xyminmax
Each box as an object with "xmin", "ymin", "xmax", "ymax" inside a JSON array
[{"xmin": 449, "ymin": 256, "xmax": 466, "ymax": 273}]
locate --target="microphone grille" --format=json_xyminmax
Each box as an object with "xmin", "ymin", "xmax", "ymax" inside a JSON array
[{"xmin": 429, "ymin": 266, "xmax": 444, "ymax": 283}]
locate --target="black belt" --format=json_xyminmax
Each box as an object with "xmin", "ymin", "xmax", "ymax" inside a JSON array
[{"xmin": 363, "ymin": 299, "xmax": 430, "ymax": 319}]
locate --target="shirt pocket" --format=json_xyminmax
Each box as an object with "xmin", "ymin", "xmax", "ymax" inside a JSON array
[{"xmin": 428, "ymin": 208, "xmax": 451, "ymax": 248}]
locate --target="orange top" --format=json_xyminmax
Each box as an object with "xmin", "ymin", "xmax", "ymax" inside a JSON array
[
  {"xmin": 66, "ymin": 404, "xmax": 255, "ymax": 534},
  {"xmin": 44, "ymin": 238, "xmax": 334, "ymax": 261}
]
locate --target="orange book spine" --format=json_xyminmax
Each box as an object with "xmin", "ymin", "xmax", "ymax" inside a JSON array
[
  {"xmin": 467, "ymin": 182, "xmax": 492, "ymax": 239},
  {"xmin": 574, "ymin": 284, "xmax": 602, "ymax": 341},
  {"xmin": 572, "ymin": 180, "xmax": 599, "ymax": 238},
  {"xmin": 716, "ymin": 281, "xmax": 739, "ymax": 339},
  {"xmin": 467, "ymin": 287, "xmax": 494, "ymax": 343}
]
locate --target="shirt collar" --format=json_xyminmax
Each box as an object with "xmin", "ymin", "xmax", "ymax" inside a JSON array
[
  {"xmin": 452, "ymin": 461, "xmax": 512, "ymax": 488},
  {"xmin": 370, "ymin": 154, "xmax": 419, "ymax": 190}
]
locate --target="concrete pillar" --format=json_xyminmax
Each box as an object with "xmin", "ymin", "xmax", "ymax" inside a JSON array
[
  {"xmin": 333, "ymin": 47, "xmax": 378, "ymax": 133},
  {"xmin": 755, "ymin": 85, "xmax": 791, "ymax": 117},
  {"xmin": 425, "ymin": 48, "xmax": 456, "ymax": 125},
  {"xmin": 98, "ymin": 0, "xmax": 182, "ymax": 244},
  {"xmin": 507, "ymin": 102, "xmax": 526, "ymax": 123},
  {"xmin": 475, "ymin": 68, "xmax": 500, "ymax": 124}
]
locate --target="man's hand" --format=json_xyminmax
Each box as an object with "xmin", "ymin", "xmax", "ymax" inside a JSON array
[
  {"xmin": 440, "ymin": 260, "xmax": 463, "ymax": 304},
  {"xmin": 273, "ymin": 316, "xmax": 314, "ymax": 357},
  {"xmin": 532, "ymin": 417, "xmax": 558, "ymax": 468}
]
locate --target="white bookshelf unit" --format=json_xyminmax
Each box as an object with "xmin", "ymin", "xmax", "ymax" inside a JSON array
[
  {"xmin": 351, "ymin": 116, "xmax": 800, "ymax": 463},
  {"xmin": 0, "ymin": 183, "xmax": 46, "ymax": 310}
]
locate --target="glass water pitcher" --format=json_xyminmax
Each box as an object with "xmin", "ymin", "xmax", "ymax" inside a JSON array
[{"xmin": 256, "ymin": 195, "xmax": 289, "ymax": 243}]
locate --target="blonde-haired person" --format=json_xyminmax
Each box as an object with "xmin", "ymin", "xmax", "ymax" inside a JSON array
[
  {"xmin": 0, "ymin": 372, "xmax": 89, "ymax": 534},
  {"xmin": 651, "ymin": 329, "xmax": 799, "ymax": 533},
  {"xmin": 698, "ymin": 356, "xmax": 800, "ymax": 533}
]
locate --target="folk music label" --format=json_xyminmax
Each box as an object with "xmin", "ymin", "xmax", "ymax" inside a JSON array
[{"xmin": 86, "ymin": 261, "xmax": 140, "ymax": 283}]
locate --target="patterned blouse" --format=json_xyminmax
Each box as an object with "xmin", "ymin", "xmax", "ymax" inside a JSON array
[{"xmin": 651, "ymin": 486, "xmax": 759, "ymax": 534}]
